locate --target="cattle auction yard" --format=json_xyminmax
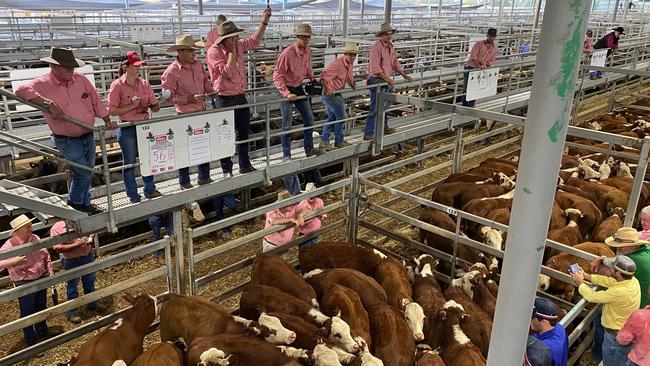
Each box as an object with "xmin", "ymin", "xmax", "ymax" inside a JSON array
[{"xmin": 1, "ymin": 0, "xmax": 650, "ymax": 365}]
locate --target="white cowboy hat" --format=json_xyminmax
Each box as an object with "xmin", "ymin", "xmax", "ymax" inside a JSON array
[
  {"xmin": 167, "ymin": 35, "xmax": 205, "ymax": 52},
  {"xmin": 341, "ymin": 42, "xmax": 359, "ymax": 54},
  {"xmin": 604, "ymin": 227, "xmax": 649, "ymax": 248},
  {"xmin": 10, "ymin": 214, "xmax": 36, "ymax": 233}
]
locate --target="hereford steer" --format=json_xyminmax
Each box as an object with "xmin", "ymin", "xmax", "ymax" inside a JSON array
[
  {"xmin": 369, "ymin": 304, "xmax": 416, "ymax": 366},
  {"xmin": 412, "ymin": 255, "xmax": 446, "ymax": 348},
  {"xmin": 321, "ymin": 284, "xmax": 372, "ymax": 349},
  {"xmin": 69, "ymin": 294, "xmax": 157, "ymax": 366},
  {"xmin": 252, "ymin": 254, "xmax": 319, "ymax": 308},
  {"xmin": 443, "ymin": 285, "xmax": 492, "ymax": 357},
  {"xmin": 131, "ymin": 341, "xmax": 185, "ymax": 366},
  {"xmin": 186, "ymin": 334, "xmax": 294, "ymax": 366},
  {"xmin": 555, "ymin": 190, "xmax": 603, "ymax": 237},
  {"xmin": 545, "ymin": 209, "xmax": 584, "ymax": 260},
  {"xmin": 431, "ymin": 182, "xmax": 477, "ymax": 208},
  {"xmin": 304, "ymin": 268, "xmax": 387, "ymax": 309},
  {"xmin": 458, "ymin": 185, "xmax": 511, "ymax": 208},
  {"xmin": 437, "ymin": 301, "xmax": 486, "ymax": 366},
  {"xmin": 299, "ymin": 242, "xmax": 382, "ymax": 276},
  {"xmin": 265, "ymin": 312, "xmax": 328, "ymax": 350},
  {"xmin": 591, "ymin": 207, "xmax": 625, "ymax": 242},
  {"xmin": 415, "ymin": 345, "xmax": 445, "ymax": 366}
]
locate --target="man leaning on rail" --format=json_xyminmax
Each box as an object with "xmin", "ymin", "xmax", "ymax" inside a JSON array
[{"xmin": 15, "ymin": 47, "xmax": 118, "ymax": 215}]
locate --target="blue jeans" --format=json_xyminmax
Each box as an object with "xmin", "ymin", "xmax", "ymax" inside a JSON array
[
  {"xmin": 213, "ymin": 194, "xmax": 237, "ymax": 233},
  {"xmin": 15, "ymin": 280, "xmax": 48, "ymax": 345},
  {"xmin": 320, "ymin": 94, "xmax": 346, "ymax": 145},
  {"xmin": 53, "ymin": 132, "xmax": 95, "ymax": 206},
  {"xmin": 300, "ymin": 237, "xmax": 318, "ymax": 250},
  {"xmin": 460, "ymin": 66, "xmax": 476, "ymax": 107},
  {"xmin": 280, "ymin": 86, "xmax": 314, "ymax": 158},
  {"xmin": 283, "ymin": 173, "xmax": 302, "ymax": 196},
  {"xmin": 303, "ymin": 169, "xmax": 322, "ymax": 186},
  {"xmin": 593, "ymin": 309, "xmax": 604, "ymax": 361},
  {"xmin": 364, "ymin": 76, "xmax": 390, "ymax": 137},
  {"xmin": 602, "ymin": 330, "xmax": 632, "ymax": 366},
  {"xmin": 215, "ymin": 94, "xmax": 253, "ymax": 173},
  {"xmin": 60, "ymin": 252, "xmax": 97, "ymax": 316},
  {"xmin": 117, "ymin": 126, "xmax": 156, "ymax": 201},
  {"xmin": 150, "ymin": 213, "xmax": 174, "ymax": 257},
  {"xmin": 590, "ymin": 71, "xmax": 604, "ymax": 78}
]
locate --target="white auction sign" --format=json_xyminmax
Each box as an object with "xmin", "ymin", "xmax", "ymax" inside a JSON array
[
  {"xmin": 590, "ymin": 49, "xmax": 609, "ymax": 67},
  {"xmin": 137, "ymin": 110, "xmax": 235, "ymax": 176},
  {"xmin": 273, "ymin": 23, "xmax": 295, "ymax": 36},
  {"xmin": 131, "ymin": 25, "xmax": 164, "ymax": 43},
  {"xmin": 366, "ymin": 21, "xmax": 382, "ymax": 33},
  {"xmin": 10, "ymin": 65, "xmax": 96, "ymax": 112},
  {"xmin": 466, "ymin": 67, "xmax": 500, "ymax": 102}
]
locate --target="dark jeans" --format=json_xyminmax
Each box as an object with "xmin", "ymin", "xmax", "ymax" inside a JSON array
[
  {"xmin": 215, "ymin": 94, "xmax": 253, "ymax": 173},
  {"xmin": 117, "ymin": 126, "xmax": 156, "ymax": 201},
  {"xmin": 602, "ymin": 330, "xmax": 632, "ymax": 366},
  {"xmin": 178, "ymin": 165, "xmax": 210, "ymax": 185},
  {"xmin": 280, "ymin": 86, "xmax": 314, "ymax": 158},
  {"xmin": 460, "ymin": 65, "xmax": 476, "ymax": 107},
  {"xmin": 149, "ymin": 213, "xmax": 174, "ymax": 257},
  {"xmin": 15, "ymin": 279, "xmax": 48, "ymax": 345},
  {"xmin": 592, "ymin": 309, "xmax": 604, "ymax": 361},
  {"xmin": 300, "ymin": 236, "xmax": 318, "ymax": 250},
  {"xmin": 60, "ymin": 252, "xmax": 97, "ymax": 316},
  {"xmin": 364, "ymin": 76, "xmax": 390, "ymax": 137},
  {"xmin": 283, "ymin": 173, "xmax": 302, "ymax": 196},
  {"xmin": 52, "ymin": 132, "xmax": 94, "ymax": 206},
  {"xmin": 213, "ymin": 194, "xmax": 237, "ymax": 233}
]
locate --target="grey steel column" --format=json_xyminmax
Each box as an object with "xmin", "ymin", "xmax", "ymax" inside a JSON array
[
  {"xmin": 384, "ymin": 0, "xmax": 392, "ymax": 24},
  {"xmin": 486, "ymin": 0, "xmax": 592, "ymax": 365},
  {"xmin": 173, "ymin": 209, "xmax": 186, "ymax": 294},
  {"xmin": 624, "ymin": 137, "xmax": 650, "ymax": 226},
  {"xmin": 510, "ymin": 0, "xmax": 515, "ymax": 16},
  {"xmin": 497, "ymin": 0, "xmax": 504, "ymax": 26},
  {"xmin": 623, "ymin": 0, "xmax": 630, "ymax": 18},
  {"xmin": 533, "ymin": 0, "xmax": 542, "ymax": 29},
  {"xmin": 347, "ymin": 157, "xmax": 361, "ymax": 244},
  {"xmin": 177, "ymin": 0, "xmax": 183, "ymax": 33},
  {"xmin": 343, "ymin": 0, "xmax": 349, "ymax": 37},
  {"xmin": 199, "ymin": 0, "xmax": 204, "ymax": 15},
  {"xmin": 613, "ymin": 0, "xmax": 621, "ymax": 21},
  {"xmin": 438, "ymin": 0, "xmax": 443, "ymax": 17},
  {"xmin": 459, "ymin": 0, "xmax": 463, "ymax": 14},
  {"xmin": 361, "ymin": 0, "xmax": 365, "ymax": 22}
]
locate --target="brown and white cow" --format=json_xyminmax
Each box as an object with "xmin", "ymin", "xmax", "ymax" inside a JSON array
[
  {"xmin": 458, "ymin": 185, "xmax": 511, "ymax": 208},
  {"xmin": 299, "ymin": 242, "xmax": 382, "ymax": 276},
  {"xmin": 369, "ymin": 304, "xmax": 416, "ymax": 366},
  {"xmin": 412, "ymin": 255, "xmax": 446, "ymax": 348},
  {"xmin": 130, "ymin": 341, "xmax": 185, "ymax": 366},
  {"xmin": 545, "ymin": 209, "xmax": 584, "ymax": 260},
  {"xmin": 321, "ymin": 283, "xmax": 372, "ymax": 349},
  {"xmin": 252, "ymin": 254, "xmax": 319, "ymax": 308},
  {"xmin": 437, "ymin": 301, "xmax": 486, "ymax": 366},
  {"xmin": 555, "ymin": 190, "xmax": 603, "ymax": 237},
  {"xmin": 186, "ymin": 334, "xmax": 295, "ymax": 366},
  {"xmin": 591, "ymin": 207, "xmax": 625, "ymax": 242},
  {"xmin": 415, "ymin": 344, "xmax": 445, "ymax": 366},
  {"xmin": 304, "ymin": 268, "xmax": 388, "ymax": 309},
  {"xmin": 160, "ymin": 294, "xmax": 295, "ymax": 346},
  {"xmin": 443, "ymin": 285, "xmax": 492, "ymax": 357},
  {"xmin": 69, "ymin": 294, "xmax": 157, "ymax": 366},
  {"xmin": 265, "ymin": 312, "xmax": 328, "ymax": 350}
]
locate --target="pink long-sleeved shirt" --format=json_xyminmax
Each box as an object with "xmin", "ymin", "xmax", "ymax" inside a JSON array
[
  {"xmin": 368, "ymin": 39, "xmax": 403, "ymax": 78},
  {"xmin": 161, "ymin": 58, "xmax": 213, "ymax": 114},
  {"xmin": 206, "ymin": 35, "xmax": 260, "ymax": 96},
  {"xmin": 617, "ymin": 306, "xmax": 650, "ymax": 365},
  {"xmin": 107, "ymin": 75, "xmax": 156, "ymax": 122},
  {"xmin": 273, "ymin": 43, "xmax": 314, "ymax": 97},
  {"xmin": 467, "ymin": 40, "xmax": 498, "ymax": 69},
  {"xmin": 320, "ymin": 55, "xmax": 354, "ymax": 93},
  {"xmin": 0, "ymin": 234, "xmax": 52, "ymax": 283}
]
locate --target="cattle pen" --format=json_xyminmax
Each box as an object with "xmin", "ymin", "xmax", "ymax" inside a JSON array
[{"xmin": 2, "ymin": 1, "xmax": 650, "ymax": 365}]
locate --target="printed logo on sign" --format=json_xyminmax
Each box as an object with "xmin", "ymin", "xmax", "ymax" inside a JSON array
[
  {"xmin": 193, "ymin": 128, "xmax": 205, "ymax": 135},
  {"xmin": 156, "ymin": 135, "xmax": 167, "ymax": 142}
]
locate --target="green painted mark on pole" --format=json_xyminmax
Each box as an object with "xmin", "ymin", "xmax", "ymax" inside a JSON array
[
  {"xmin": 547, "ymin": 119, "xmax": 564, "ymax": 143},
  {"xmin": 523, "ymin": 187, "xmax": 532, "ymax": 194}
]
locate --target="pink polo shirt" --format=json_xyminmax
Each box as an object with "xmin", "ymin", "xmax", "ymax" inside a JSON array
[
  {"xmin": 467, "ymin": 40, "xmax": 498, "ymax": 69},
  {"xmin": 50, "ymin": 221, "xmax": 92, "ymax": 260},
  {"xmin": 205, "ymin": 28, "xmax": 220, "ymax": 50},
  {"xmin": 264, "ymin": 205, "xmax": 299, "ymax": 246},
  {"xmin": 617, "ymin": 306, "xmax": 650, "ymax": 365},
  {"xmin": 0, "ymin": 234, "xmax": 52, "ymax": 283},
  {"xmin": 296, "ymin": 198, "xmax": 326, "ymax": 235},
  {"xmin": 107, "ymin": 75, "xmax": 156, "ymax": 122},
  {"xmin": 15, "ymin": 71, "xmax": 109, "ymax": 137},
  {"xmin": 320, "ymin": 56, "xmax": 354, "ymax": 93},
  {"xmin": 161, "ymin": 58, "xmax": 214, "ymax": 114},
  {"xmin": 273, "ymin": 43, "xmax": 314, "ymax": 97},
  {"xmin": 206, "ymin": 35, "xmax": 260, "ymax": 96},
  {"xmin": 368, "ymin": 39, "xmax": 404, "ymax": 78}
]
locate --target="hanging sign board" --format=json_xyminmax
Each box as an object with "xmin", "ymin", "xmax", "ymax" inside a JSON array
[
  {"xmin": 466, "ymin": 67, "xmax": 499, "ymax": 102},
  {"xmin": 131, "ymin": 25, "xmax": 164, "ymax": 43},
  {"xmin": 273, "ymin": 23, "xmax": 294, "ymax": 36},
  {"xmin": 137, "ymin": 110, "xmax": 235, "ymax": 176},
  {"xmin": 590, "ymin": 49, "xmax": 609, "ymax": 67}
]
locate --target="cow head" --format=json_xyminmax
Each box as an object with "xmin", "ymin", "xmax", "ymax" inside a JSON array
[
  {"xmin": 402, "ymin": 300, "xmax": 425, "ymax": 342},
  {"xmin": 122, "ymin": 293, "xmax": 157, "ymax": 333},
  {"xmin": 312, "ymin": 343, "xmax": 343, "ymax": 366},
  {"xmin": 617, "ymin": 162, "xmax": 633, "ymax": 178},
  {"xmin": 356, "ymin": 337, "xmax": 384, "ymax": 366},
  {"xmin": 564, "ymin": 208, "xmax": 584, "ymax": 223},
  {"xmin": 327, "ymin": 314, "xmax": 361, "ymax": 353},
  {"xmin": 481, "ymin": 226, "xmax": 503, "ymax": 250},
  {"xmin": 258, "ymin": 313, "xmax": 297, "ymax": 345},
  {"xmin": 439, "ymin": 301, "xmax": 471, "ymax": 345},
  {"xmin": 598, "ymin": 163, "xmax": 611, "ymax": 180},
  {"xmin": 496, "ymin": 172, "xmax": 516, "ymax": 189},
  {"xmin": 199, "ymin": 348, "xmax": 234, "ymax": 366},
  {"xmin": 451, "ymin": 270, "xmax": 481, "ymax": 299},
  {"xmin": 111, "ymin": 361, "xmax": 127, "ymax": 366},
  {"xmin": 537, "ymin": 274, "xmax": 551, "ymax": 291},
  {"xmin": 580, "ymin": 164, "xmax": 601, "ymax": 180},
  {"xmin": 414, "ymin": 254, "xmax": 439, "ymax": 276}
]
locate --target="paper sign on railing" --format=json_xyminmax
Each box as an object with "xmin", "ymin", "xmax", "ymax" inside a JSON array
[
  {"xmin": 590, "ymin": 49, "xmax": 609, "ymax": 68},
  {"xmin": 466, "ymin": 67, "xmax": 499, "ymax": 102}
]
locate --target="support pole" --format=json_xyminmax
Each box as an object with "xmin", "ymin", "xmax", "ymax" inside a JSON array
[
  {"xmin": 384, "ymin": 0, "xmax": 392, "ymax": 24},
  {"xmin": 623, "ymin": 0, "xmax": 630, "ymax": 18},
  {"xmin": 173, "ymin": 209, "xmax": 185, "ymax": 294},
  {"xmin": 342, "ymin": 0, "xmax": 349, "ymax": 37},
  {"xmin": 347, "ymin": 157, "xmax": 361, "ymax": 244},
  {"xmin": 177, "ymin": 0, "xmax": 183, "ymax": 34},
  {"xmin": 497, "ymin": 0, "xmax": 504, "ymax": 27},
  {"xmin": 510, "ymin": 0, "xmax": 515, "ymax": 17},
  {"xmin": 438, "ymin": 0, "xmax": 442, "ymax": 18},
  {"xmin": 613, "ymin": 0, "xmax": 621, "ymax": 22},
  {"xmin": 533, "ymin": 0, "xmax": 542, "ymax": 29},
  {"xmin": 459, "ymin": 0, "xmax": 463, "ymax": 14},
  {"xmin": 486, "ymin": 1, "xmax": 592, "ymax": 365},
  {"xmin": 199, "ymin": 0, "xmax": 204, "ymax": 15},
  {"xmin": 361, "ymin": 0, "xmax": 365, "ymax": 22}
]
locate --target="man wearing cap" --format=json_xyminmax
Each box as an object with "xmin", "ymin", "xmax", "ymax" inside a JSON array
[
  {"xmin": 162, "ymin": 35, "xmax": 215, "ymax": 189},
  {"xmin": 318, "ymin": 43, "xmax": 358, "ymax": 151},
  {"xmin": 530, "ymin": 297, "xmax": 569, "ymax": 366},
  {"xmin": 15, "ymin": 48, "xmax": 117, "ymax": 215},
  {"xmin": 363, "ymin": 23, "xmax": 413, "ymax": 141},
  {"xmin": 571, "ymin": 255, "xmax": 640, "ymax": 365},
  {"xmin": 205, "ymin": 14, "xmax": 228, "ymax": 49},
  {"xmin": 206, "ymin": 9, "xmax": 271, "ymax": 176},
  {"xmin": 273, "ymin": 23, "xmax": 322, "ymax": 161},
  {"xmin": 460, "ymin": 28, "xmax": 498, "ymax": 108},
  {"xmin": 50, "ymin": 220, "xmax": 106, "ymax": 324},
  {"xmin": 0, "ymin": 215, "xmax": 60, "ymax": 346},
  {"xmin": 524, "ymin": 335, "xmax": 553, "ymax": 366},
  {"xmin": 591, "ymin": 27, "xmax": 624, "ymax": 79}
]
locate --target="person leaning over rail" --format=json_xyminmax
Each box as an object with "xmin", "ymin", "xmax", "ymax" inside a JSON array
[
  {"xmin": 15, "ymin": 47, "xmax": 117, "ymax": 215},
  {"xmin": 262, "ymin": 190, "xmax": 304, "ymax": 254},
  {"xmin": 205, "ymin": 14, "xmax": 228, "ymax": 49},
  {"xmin": 161, "ymin": 35, "xmax": 215, "ymax": 190},
  {"xmin": 570, "ymin": 254, "xmax": 640, "ymax": 366},
  {"xmin": 617, "ymin": 285, "xmax": 650, "ymax": 366},
  {"xmin": 107, "ymin": 51, "xmax": 163, "ymax": 204},
  {"xmin": 363, "ymin": 23, "xmax": 413, "ymax": 141},
  {"xmin": 591, "ymin": 26, "xmax": 624, "ymax": 79},
  {"xmin": 50, "ymin": 220, "xmax": 107, "ymax": 324},
  {"xmin": 318, "ymin": 42, "xmax": 358, "ymax": 151},
  {"xmin": 0, "ymin": 215, "xmax": 62, "ymax": 346},
  {"xmin": 273, "ymin": 23, "xmax": 322, "ymax": 161},
  {"xmin": 457, "ymin": 28, "xmax": 498, "ymax": 109},
  {"xmin": 296, "ymin": 183, "xmax": 326, "ymax": 250}
]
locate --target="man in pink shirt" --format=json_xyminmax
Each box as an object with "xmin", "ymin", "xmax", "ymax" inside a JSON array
[
  {"xmin": 617, "ymin": 286, "xmax": 650, "ymax": 366},
  {"xmin": 51, "ymin": 220, "xmax": 106, "ymax": 324},
  {"xmin": 273, "ymin": 23, "xmax": 322, "ymax": 161},
  {"xmin": 318, "ymin": 43, "xmax": 358, "ymax": 150},
  {"xmin": 583, "ymin": 30, "xmax": 593, "ymax": 54},
  {"xmin": 205, "ymin": 14, "xmax": 227, "ymax": 49},
  {"xmin": 459, "ymin": 28, "xmax": 498, "ymax": 108},
  {"xmin": 0, "ymin": 215, "xmax": 60, "ymax": 346},
  {"xmin": 296, "ymin": 183, "xmax": 326, "ymax": 249},
  {"xmin": 15, "ymin": 48, "xmax": 117, "ymax": 215},
  {"xmin": 161, "ymin": 35, "xmax": 215, "ymax": 189},
  {"xmin": 206, "ymin": 9, "xmax": 270, "ymax": 176},
  {"xmin": 363, "ymin": 23, "xmax": 413, "ymax": 141},
  {"xmin": 263, "ymin": 190, "xmax": 304, "ymax": 253}
]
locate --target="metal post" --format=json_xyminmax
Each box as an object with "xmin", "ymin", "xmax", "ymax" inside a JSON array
[
  {"xmin": 459, "ymin": 0, "xmax": 463, "ymax": 14},
  {"xmin": 497, "ymin": 0, "xmax": 505, "ymax": 26},
  {"xmin": 487, "ymin": 1, "xmax": 592, "ymax": 365},
  {"xmin": 98, "ymin": 129, "xmax": 117, "ymax": 234},
  {"xmin": 438, "ymin": 0, "xmax": 443, "ymax": 18},
  {"xmin": 173, "ymin": 209, "xmax": 185, "ymax": 294},
  {"xmin": 361, "ymin": 0, "xmax": 366, "ymax": 22},
  {"xmin": 199, "ymin": 0, "xmax": 204, "ymax": 15},
  {"xmin": 347, "ymin": 156, "xmax": 361, "ymax": 244},
  {"xmin": 452, "ymin": 127, "xmax": 464, "ymax": 174},
  {"xmin": 384, "ymin": 0, "xmax": 392, "ymax": 24},
  {"xmin": 533, "ymin": 0, "xmax": 542, "ymax": 29},
  {"xmin": 624, "ymin": 137, "xmax": 650, "ymax": 226},
  {"xmin": 510, "ymin": 0, "xmax": 515, "ymax": 16},
  {"xmin": 623, "ymin": 0, "xmax": 630, "ymax": 18},
  {"xmin": 177, "ymin": 0, "xmax": 183, "ymax": 34},
  {"xmin": 613, "ymin": 0, "xmax": 620, "ymax": 21},
  {"xmin": 343, "ymin": 0, "xmax": 349, "ymax": 37}
]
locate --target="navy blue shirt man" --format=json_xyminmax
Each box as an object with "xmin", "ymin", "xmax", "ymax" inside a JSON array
[{"xmin": 530, "ymin": 298, "xmax": 569, "ymax": 366}]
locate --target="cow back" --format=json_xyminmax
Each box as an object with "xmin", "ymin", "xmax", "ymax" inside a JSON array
[
  {"xmin": 306, "ymin": 269, "xmax": 387, "ymax": 309},
  {"xmin": 458, "ymin": 185, "xmax": 510, "ymax": 208},
  {"xmin": 70, "ymin": 321, "xmax": 142, "ymax": 366},
  {"xmin": 431, "ymin": 182, "xmax": 474, "ymax": 208},
  {"xmin": 130, "ymin": 342, "xmax": 184, "ymax": 366},
  {"xmin": 252, "ymin": 254, "xmax": 318, "ymax": 307},
  {"xmin": 240, "ymin": 285, "xmax": 317, "ymax": 324},
  {"xmin": 298, "ymin": 242, "xmax": 381, "ymax": 276},
  {"xmin": 591, "ymin": 214, "xmax": 623, "ymax": 242},
  {"xmin": 267, "ymin": 312, "xmax": 327, "ymax": 350},
  {"xmin": 375, "ymin": 257, "xmax": 413, "ymax": 309},
  {"xmin": 443, "ymin": 286, "xmax": 492, "ymax": 358},
  {"xmin": 187, "ymin": 334, "xmax": 294, "ymax": 366},
  {"xmin": 321, "ymin": 284, "xmax": 371, "ymax": 348},
  {"xmin": 369, "ymin": 304, "xmax": 416, "ymax": 366}
]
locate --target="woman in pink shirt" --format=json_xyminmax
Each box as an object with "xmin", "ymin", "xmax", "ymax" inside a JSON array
[
  {"xmin": 262, "ymin": 190, "xmax": 304, "ymax": 253},
  {"xmin": 296, "ymin": 183, "xmax": 327, "ymax": 249},
  {"xmin": 0, "ymin": 215, "xmax": 58, "ymax": 346},
  {"xmin": 108, "ymin": 51, "xmax": 162, "ymax": 203},
  {"xmin": 617, "ymin": 286, "xmax": 650, "ymax": 365}
]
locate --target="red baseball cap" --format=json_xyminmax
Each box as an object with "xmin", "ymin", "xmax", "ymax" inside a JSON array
[{"xmin": 124, "ymin": 51, "xmax": 145, "ymax": 66}]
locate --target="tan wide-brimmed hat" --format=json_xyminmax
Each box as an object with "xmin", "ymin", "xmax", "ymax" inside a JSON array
[
  {"xmin": 277, "ymin": 190, "xmax": 292, "ymax": 201},
  {"xmin": 295, "ymin": 23, "xmax": 314, "ymax": 37},
  {"xmin": 375, "ymin": 23, "xmax": 397, "ymax": 37},
  {"xmin": 166, "ymin": 35, "xmax": 205, "ymax": 52},
  {"xmin": 341, "ymin": 42, "xmax": 359, "ymax": 54},
  {"xmin": 605, "ymin": 227, "xmax": 649, "ymax": 247},
  {"xmin": 215, "ymin": 21, "xmax": 245, "ymax": 45},
  {"xmin": 10, "ymin": 214, "xmax": 36, "ymax": 233},
  {"xmin": 40, "ymin": 47, "xmax": 85, "ymax": 68}
]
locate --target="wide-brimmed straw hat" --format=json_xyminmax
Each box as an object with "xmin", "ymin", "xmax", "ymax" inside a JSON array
[
  {"xmin": 10, "ymin": 214, "xmax": 36, "ymax": 233},
  {"xmin": 605, "ymin": 227, "xmax": 649, "ymax": 247},
  {"xmin": 40, "ymin": 47, "xmax": 85, "ymax": 68},
  {"xmin": 341, "ymin": 42, "xmax": 359, "ymax": 54},
  {"xmin": 166, "ymin": 35, "xmax": 205, "ymax": 52},
  {"xmin": 215, "ymin": 21, "xmax": 244, "ymax": 45},
  {"xmin": 375, "ymin": 23, "xmax": 397, "ymax": 37},
  {"xmin": 295, "ymin": 23, "xmax": 314, "ymax": 37}
]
